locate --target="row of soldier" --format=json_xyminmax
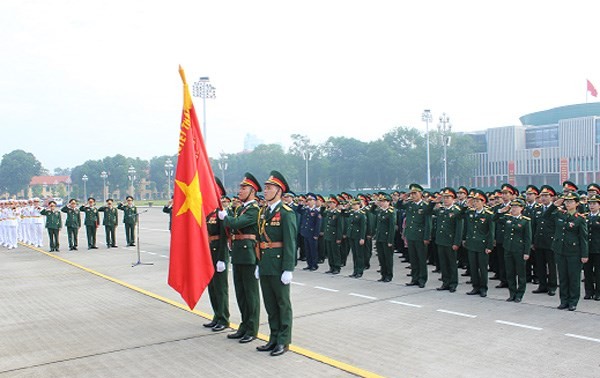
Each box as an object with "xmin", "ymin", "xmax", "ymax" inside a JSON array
[{"xmin": 0, "ymin": 196, "xmax": 139, "ymax": 252}]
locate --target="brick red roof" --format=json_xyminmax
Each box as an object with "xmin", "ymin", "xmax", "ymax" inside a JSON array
[{"xmin": 30, "ymin": 176, "xmax": 71, "ymax": 186}]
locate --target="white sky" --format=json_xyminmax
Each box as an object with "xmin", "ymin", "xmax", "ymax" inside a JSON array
[{"xmin": 1, "ymin": 0, "xmax": 599, "ymax": 171}]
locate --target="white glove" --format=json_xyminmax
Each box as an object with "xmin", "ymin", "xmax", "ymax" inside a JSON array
[
  {"xmin": 254, "ymin": 265, "xmax": 260, "ymax": 280},
  {"xmin": 218, "ymin": 210, "xmax": 228, "ymax": 220},
  {"xmin": 216, "ymin": 261, "xmax": 226, "ymax": 273},
  {"xmin": 281, "ymin": 271, "xmax": 293, "ymax": 285}
]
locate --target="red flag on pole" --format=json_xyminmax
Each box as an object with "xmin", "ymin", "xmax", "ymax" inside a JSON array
[
  {"xmin": 168, "ymin": 66, "xmax": 221, "ymax": 310},
  {"xmin": 588, "ymin": 79, "xmax": 598, "ymax": 97}
]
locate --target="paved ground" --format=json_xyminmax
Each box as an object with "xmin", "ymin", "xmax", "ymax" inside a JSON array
[{"xmin": 2, "ymin": 207, "xmax": 600, "ymax": 377}]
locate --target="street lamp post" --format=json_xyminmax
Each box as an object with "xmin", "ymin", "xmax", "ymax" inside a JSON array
[
  {"xmin": 422, "ymin": 109, "xmax": 432, "ymax": 189},
  {"xmin": 164, "ymin": 159, "xmax": 174, "ymax": 199},
  {"xmin": 128, "ymin": 166, "xmax": 136, "ymax": 200},
  {"xmin": 301, "ymin": 151, "xmax": 313, "ymax": 193},
  {"xmin": 100, "ymin": 171, "xmax": 108, "ymax": 202},
  {"xmin": 438, "ymin": 113, "xmax": 452, "ymax": 187},
  {"xmin": 218, "ymin": 155, "xmax": 228, "ymax": 189},
  {"xmin": 82, "ymin": 174, "xmax": 88, "ymax": 200},
  {"xmin": 192, "ymin": 76, "xmax": 216, "ymax": 142}
]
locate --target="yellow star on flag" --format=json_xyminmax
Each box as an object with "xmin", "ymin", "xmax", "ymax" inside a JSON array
[{"xmin": 175, "ymin": 172, "xmax": 204, "ymax": 226}]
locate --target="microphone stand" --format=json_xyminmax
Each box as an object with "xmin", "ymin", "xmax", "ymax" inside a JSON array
[{"xmin": 132, "ymin": 209, "xmax": 153, "ymax": 267}]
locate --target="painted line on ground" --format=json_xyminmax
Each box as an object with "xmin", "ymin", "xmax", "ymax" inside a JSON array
[
  {"xmin": 146, "ymin": 252, "xmax": 157, "ymax": 255},
  {"xmin": 291, "ymin": 281, "xmax": 306, "ymax": 286},
  {"xmin": 19, "ymin": 243, "xmax": 384, "ymax": 378},
  {"xmin": 349, "ymin": 293, "xmax": 377, "ymax": 300},
  {"xmin": 388, "ymin": 300, "xmax": 422, "ymax": 308},
  {"xmin": 315, "ymin": 286, "xmax": 339, "ymax": 292},
  {"xmin": 139, "ymin": 227, "xmax": 170, "ymax": 232},
  {"xmin": 495, "ymin": 320, "xmax": 542, "ymax": 331},
  {"xmin": 159, "ymin": 255, "xmax": 169, "ymax": 258},
  {"xmin": 436, "ymin": 309, "xmax": 477, "ymax": 318},
  {"xmin": 565, "ymin": 333, "xmax": 600, "ymax": 343}
]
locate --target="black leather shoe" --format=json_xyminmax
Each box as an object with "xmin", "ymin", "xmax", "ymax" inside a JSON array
[
  {"xmin": 130, "ymin": 243, "xmax": 135, "ymax": 246},
  {"xmin": 532, "ymin": 288, "xmax": 548, "ymax": 294},
  {"xmin": 377, "ymin": 278, "xmax": 385, "ymax": 282},
  {"xmin": 227, "ymin": 331, "xmax": 244, "ymax": 339},
  {"xmin": 256, "ymin": 342, "xmax": 276, "ymax": 352},
  {"xmin": 449, "ymin": 288, "xmax": 456, "ymax": 293},
  {"xmin": 203, "ymin": 321, "xmax": 217, "ymax": 328},
  {"xmin": 91, "ymin": 246, "xmax": 98, "ymax": 249},
  {"xmin": 557, "ymin": 303, "xmax": 568, "ymax": 310},
  {"xmin": 309, "ymin": 266, "xmax": 318, "ymax": 271},
  {"xmin": 354, "ymin": 274, "xmax": 362, "ymax": 278},
  {"xmin": 584, "ymin": 295, "xmax": 593, "ymax": 300},
  {"xmin": 383, "ymin": 278, "xmax": 391, "ymax": 282},
  {"xmin": 466, "ymin": 289, "xmax": 479, "ymax": 295},
  {"xmin": 332, "ymin": 270, "xmax": 340, "ymax": 275},
  {"xmin": 506, "ymin": 296, "xmax": 515, "ymax": 302},
  {"xmin": 514, "ymin": 298, "xmax": 522, "ymax": 303},
  {"xmin": 432, "ymin": 269, "xmax": 440, "ymax": 273},
  {"xmin": 548, "ymin": 290, "xmax": 556, "ymax": 296},
  {"xmin": 466, "ymin": 280, "xmax": 472, "ymax": 284},
  {"xmin": 212, "ymin": 324, "xmax": 227, "ymax": 332},
  {"xmin": 595, "ymin": 295, "xmax": 600, "ymax": 301},
  {"xmin": 437, "ymin": 286, "xmax": 449, "ymax": 291},
  {"xmin": 325, "ymin": 270, "xmax": 333, "ymax": 274},
  {"xmin": 270, "ymin": 344, "xmax": 288, "ymax": 356},
  {"xmin": 348, "ymin": 273, "xmax": 356, "ymax": 278},
  {"xmin": 73, "ymin": 247, "xmax": 78, "ymax": 251},
  {"xmin": 406, "ymin": 273, "xmax": 412, "ymax": 277},
  {"xmin": 568, "ymin": 305, "xmax": 577, "ymax": 311},
  {"xmin": 302, "ymin": 267, "xmax": 311, "ymax": 271},
  {"xmin": 406, "ymin": 282, "xmax": 417, "ymax": 286},
  {"xmin": 418, "ymin": 283, "xmax": 425, "ymax": 288},
  {"xmin": 239, "ymin": 335, "xmax": 256, "ymax": 343},
  {"xmin": 461, "ymin": 272, "xmax": 470, "ymax": 276},
  {"xmin": 479, "ymin": 291, "xmax": 487, "ymax": 297},
  {"xmin": 495, "ymin": 283, "xmax": 508, "ymax": 289}
]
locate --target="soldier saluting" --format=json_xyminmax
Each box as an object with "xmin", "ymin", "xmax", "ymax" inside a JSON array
[{"xmin": 80, "ymin": 197, "xmax": 99, "ymax": 249}]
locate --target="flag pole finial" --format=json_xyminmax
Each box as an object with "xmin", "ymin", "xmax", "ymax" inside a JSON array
[{"xmin": 179, "ymin": 65, "xmax": 187, "ymax": 85}]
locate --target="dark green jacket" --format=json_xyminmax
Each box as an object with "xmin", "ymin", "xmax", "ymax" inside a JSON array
[
  {"xmin": 79, "ymin": 205, "xmax": 99, "ymax": 226},
  {"xmin": 258, "ymin": 202, "xmax": 297, "ymax": 275},
  {"xmin": 433, "ymin": 204, "xmax": 464, "ymax": 248},
  {"xmin": 463, "ymin": 208, "xmax": 495, "ymax": 253},
  {"xmin": 375, "ymin": 207, "xmax": 396, "ymax": 245},
  {"xmin": 207, "ymin": 209, "xmax": 228, "ymax": 263},
  {"xmin": 549, "ymin": 205, "xmax": 588, "ymax": 258},
  {"xmin": 323, "ymin": 208, "xmax": 343, "ymax": 242},
  {"xmin": 98, "ymin": 206, "xmax": 119, "ymax": 227},
  {"xmin": 40, "ymin": 209, "xmax": 62, "ymax": 229},
  {"xmin": 117, "ymin": 203, "xmax": 138, "ymax": 224},
  {"xmin": 347, "ymin": 210, "xmax": 367, "ymax": 240},
  {"xmin": 588, "ymin": 212, "xmax": 600, "ymax": 254},
  {"xmin": 60, "ymin": 206, "xmax": 81, "ymax": 228},
  {"xmin": 499, "ymin": 214, "xmax": 532, "ymax": 255},
  {"xmin": 223, "ymin": 201, "xmax": 260, "ymax": 265},
  {"xmin": 533, "ymin": 204, "xmax": 555, "ymax": 249},
  {"xmin": 398, "ymin": 200, "xmax": 432, "ymax": 241}
]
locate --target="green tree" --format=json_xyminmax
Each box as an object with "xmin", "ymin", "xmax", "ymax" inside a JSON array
[{"xmin": 0, "ymin": 150, "xmax": 43, "ymax": 195}]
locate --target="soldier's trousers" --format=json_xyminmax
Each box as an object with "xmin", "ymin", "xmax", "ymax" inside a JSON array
[
  {"xmin": 260, "ymin": 275, "xmax": 292, "ymax": 345},
  {"xmin": 47, "ymin": 228, "xmax": 59, "ymax": 250},
  {"xmin": 67, "ymin": 227, "xmax": 78, "ymax": 248},
  {"xmin": 491, "ymin": 244, "xmax": 507, "ymax": 283},
  {"xmin": 583, "ymin": 254, "xmax": 600, "ymax": 297},
  {"xmin": 556, "ymin": 254, "xmax": 582, "ymax": 307},
  {"xmin": 232, "ymin": 264, "xmax": 260, "ymax": 336},
  {"xmin": 535, "ymin": 248, "xmax": 557, "ymax": 291},
  {"xmin": 124, "ymin": 223, "xmax": 135, "ymax": 245},
  {"xmin": 407, "ymin": 239, "xmax": 427, "ymax": 286},
  {"xmin": 105, "ymin": 226, "xmax": 116, "ymax": 247},
  {"xmin": 376, "ymin": 241, "xmax": 394, "ymax": 280},
  {"xmin": 340, "ymin": 238, "xmax": 350, "ymax": 265},
  {"xmin": 303, "ymin": 237, "xmax": 318, "ymax": 269},
  {"xmin": 468, "ymin": 250, "xmax": 489, "ymax": 293},
  {"xmin": 437, "ymin": 244, "xmax": 458, "ymax": 290},
  {"xmin": 325, "ymin": 240, "xmax": 341, "ymax": 271},
  {"xmin": 350, "ymin": 238, "xmax": 365, "ymax": 275},
  {"xmin": 208, "ymin": 263, "xmax": 230, "ymax": 326},
  {"xmin": 318, "ymin": 236, "xmax": 326, "ymax": 262},
  {"xmin": 364, "ymin": 237, "xmax": 372, "ymax": 268},
  {"xmin": 85, "ymin": 225, "xmax": 97, "ymax": 248},
  {"xmin": 505, "ymin": 250, "xmax": 526, "ymax": 299}
]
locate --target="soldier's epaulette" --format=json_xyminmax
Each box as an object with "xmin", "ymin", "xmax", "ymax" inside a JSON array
[
  {"xmin": 282, "ymin": 204, "xmax": 293, "ymax": 212},
  {"xmin": 387, "ymin": 208, "xmax": 394, "ymax": 213},
  {"xmin": 522, "ymin": 216, "xmax": 531, "ymax": 221},
  {"xmin": 575, "ymin": 212, "xmax": 586, "ymax": 218},
  {"xmin": 359, "ymin": 210, "xmax": 365, "ymax": 214},
  {"xmin": 484, "ymin": 209, "xmax": 494, "ymax": 215},
  {"xmin": 250, "ymin": 203, "xmax": 259, "ymax": 208},
  {"xmin": 452, "ymin": 205, "xmax": 461, "ymax": 211},
  {"xmin": 533, "ymin": 203, "xmax": 542, "ymax": 208}
]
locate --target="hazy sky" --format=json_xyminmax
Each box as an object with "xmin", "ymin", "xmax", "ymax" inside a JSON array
[{"xmin": 2, "ymin": 0, "xmax": 599, "ymax": 172}]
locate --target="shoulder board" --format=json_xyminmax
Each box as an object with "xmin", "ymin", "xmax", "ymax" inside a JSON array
[
  {"xmin": 359, "ymin": 210, "xmax": 365, "ymax": 214},
  {"xmin": 282, "ymin": 204, "xmax": 293, "ymax": 212},
  {"xmin": 250, "ymin": 203, "xmax": 259, "ymax": 208},
  {"xmin": 522, "ymin": 216, "xmax": 531, "ymax": 221},
  {"xmin": 484, "ymin": 209, "xmax": 494, "ymax": 215},
  {"xmin": 452, "ymin": 205, "xmax": 460, "ymax": 211},
  {"xmin": 575, "ymin": 213, "xmax": 586, "ymax": 218},
  {"xmin": 533, "ymin": 203, "xmax": 541, "ymax": 208},
  {"xmin": 387, "ymin": 208, "xmax": 394, "ymax": 213}
]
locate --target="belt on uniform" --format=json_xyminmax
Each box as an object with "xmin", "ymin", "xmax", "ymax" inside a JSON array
[
  {"xmin": 208, "ymin": 235, "xmax": 220, "ymax": 242},
  {"xmin": 259, "ymin": 241, "xmax": 283, "ymax": 249},
  {"xmin": 232, "ymin": 234, "xmax": 256, "ymax": 241}
]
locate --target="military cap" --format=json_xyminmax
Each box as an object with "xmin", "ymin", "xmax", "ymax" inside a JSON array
[
  {"xmin": 106, "ymin": 198, "xmax": 114, "ymax": 203},
  {"xmin": 125, "ymin": 195, "xmax": 134, "ymax": 200},
  {"xmin": 222, "ymin": 196, "xmax": 231, "ymax": 202},
  {"xmin": 215, "ymin": 177, "xmax": 226, "ymax": 197},
  {"xmin": 240, "ymin": 172, "xmax": 262, "ymax": 192},
  {"xmin": 350, "ymin": 198, "xmax": 361, "ymax": 206},
  {"xmin": 69, "ymin": 198, "xmax": 77, "ymax": 204},
  {"xmin": 282, "ymin": 191, "xmax": 295, "ymax": 198},
  {"xmin": 392, "ymin": 190, "xmax": 401, "ymax": 196},
  {"xmin": 488, "ymin": 193, "xmax": 496, "ymax": 200},
  {"xmin": 588, "ymin": 183, "xmax": 600, "ymax": 194},
  {"xmin": 327, "ymin": 194, "xmax": 340, "ymax": 205},
  {"xmin": 305, "ymin": 192, "xmax": 317, "ymax": 200},
  {"xmin": 441, "ymin": 187, "xmax": 457, "ymax": 198},
  {"xmin": 316, "ymin": 194, "xmax": 325, "ymax": 202},
  {"xmin": 562, "ymin": 180, "xmax": 578, "ymax": 193},
  {"xmin": 562, "ymin": 192, "xmax": 580, "ymax": 201},
  {"xmin": 588, "ymin": 194, "xmax": 600, "ymax": 203},
  {"xmin": 457, "ymin": 186, "xmax": 469, "ymax": 195},
  {"xmin": 510, "ymin": 198, "xmax": 525, "ymax": 207},
  {"xmin": 409, "ymin": 183, "xmax": 424, "ymax": 192},
  {"xmin": 48, "ymin": 200, "xmax": 56, "ymax": 205},
  {"xmin": 33, "ymin": 197, "xmax": 41, "ymax": 202},
  {"xmin": 87, "ymin": 197, "xmax": 95, "ymax": 202},
  {"xmin": 525, "ymin": 185, "xmax": 539, "ymax": 195},
  {"xmin": 264, "ymin": 170, "xmax": 290, "ymax": 193},
  {"xmin": 341, "ymin": 192, "xmax": 351, "ymax": 200},
  {"xmin": 379, "ymin": 193, "xmax": 392, "ymax": 201},
  {"xmin": 578, "ymin": 190, "xmax": 588, "ymax": 197},
  {"xmin": 501, "ymin": 183, "xmax": 519, "ymax": 196},
  {"xmin": 471, "ymin": 189, "xmax": 488, "ymax": 203}
]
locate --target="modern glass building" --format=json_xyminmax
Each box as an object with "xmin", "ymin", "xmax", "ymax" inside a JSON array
[{"xmin": 469, "ymin": 103, "xmax": 600, "ymax": 188}]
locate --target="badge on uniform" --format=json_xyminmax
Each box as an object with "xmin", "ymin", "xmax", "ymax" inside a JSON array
[
  {"xmin": 271, "ymin": 212, "xmax": 281, "ymax": 226},
  {"xmin": 568, "ymin": 222, "xmax": 574, "ymax": 228},
  {"xmin": 480, "ymin": 218, "xmax": 486, "ymax": 223}
]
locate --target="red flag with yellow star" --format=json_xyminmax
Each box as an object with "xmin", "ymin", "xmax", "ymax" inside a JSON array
[{"xmin": 168, "ymin": 66, "xmax": 220, "ymax": 310}]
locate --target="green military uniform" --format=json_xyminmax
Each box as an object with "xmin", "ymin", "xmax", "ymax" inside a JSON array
[
  {"xmin": 79, "ymin": 204, "xmax": 99, "ymax": 249},
  {"xmin": 323, "ymin": 196, "xmax": 343, "ymax": 274},
  {"xmin": 206, "ymin": 208, "xmax": 230, "ymax": 328},
  {"xmin": 40, "ymin": 207, "xmax": 62, "ymax": 251},
  {"xmin": 117, "ymin": 202, "xmax": 138, "ymax": 246},
  {"xmin": 549, "ymin": 197, "xmax": 589, "ymax": 310},
  {"xmin": 498, "ymin": 201, "xmax": 532, "ymax": 302},
  {"xmin": 347, "ymin": 202, "xmax": 367, "ymax": 278},
  {"xmin": 61, "ymin": 205, "xmax": 81, "ymax": 250},
  {"xmin": 532, "ymin": 185, "xmax": 558, "ymax": 294},
  {"xmin": 398, "ymin": 184, "xmax": 433, "ymax": 287},
  {"xmin": 463, "ymin": 191, "xmax": 495, "ymax": 297},
  {"xmin": 222, "ymin": 173, "xmax": 261, "ymax": 341},
  {"xmin": 339, "ymin": 205, "xmax": 351, "ymax": 266},
  {"xmin": 98, "ymin": 204, "xmax": 119, "ymax": 247},
  {"xmin": 375, "ymin": 195, "xmax": 396, "ymax": 282},
  {"xmin": 584, "ymin": 196, "xmax": 600, "ymax": 300},
  {"xmin": 433, "ymin": 190, "xmax": 464, "ymax": 292}
]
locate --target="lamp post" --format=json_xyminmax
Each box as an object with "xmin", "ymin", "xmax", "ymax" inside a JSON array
[
  {"xmin": 422, "ymin": 109, "xmax": 432, "ymax": 189},
  {"xmin": 192, "ymin": 76, "xmax": 216, "ymax": 142},
  {"xmin": 218, "ymin": 154, "xmax": 228, "ymax": 189},
  {"xmin": 100, "ymin": 171, "xmax": 108, "ymax": 202},
  {"xmin": 82, "ymin": 174, "xmax": 88, "ymax": 200},
  {"xmin": 128, "ymin": 166, "xmax": 136, "ymax": 200},
  {"xmin": 301, "ymin": 151, "xmax": 313, "ymax": 193},
  {"xmin": 437, "ymin": 113, "xmax": 452, "ymax": 187},
  {"xmin": 164, "ymin": 158, "xmax": 174, "ymax": 199}
]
